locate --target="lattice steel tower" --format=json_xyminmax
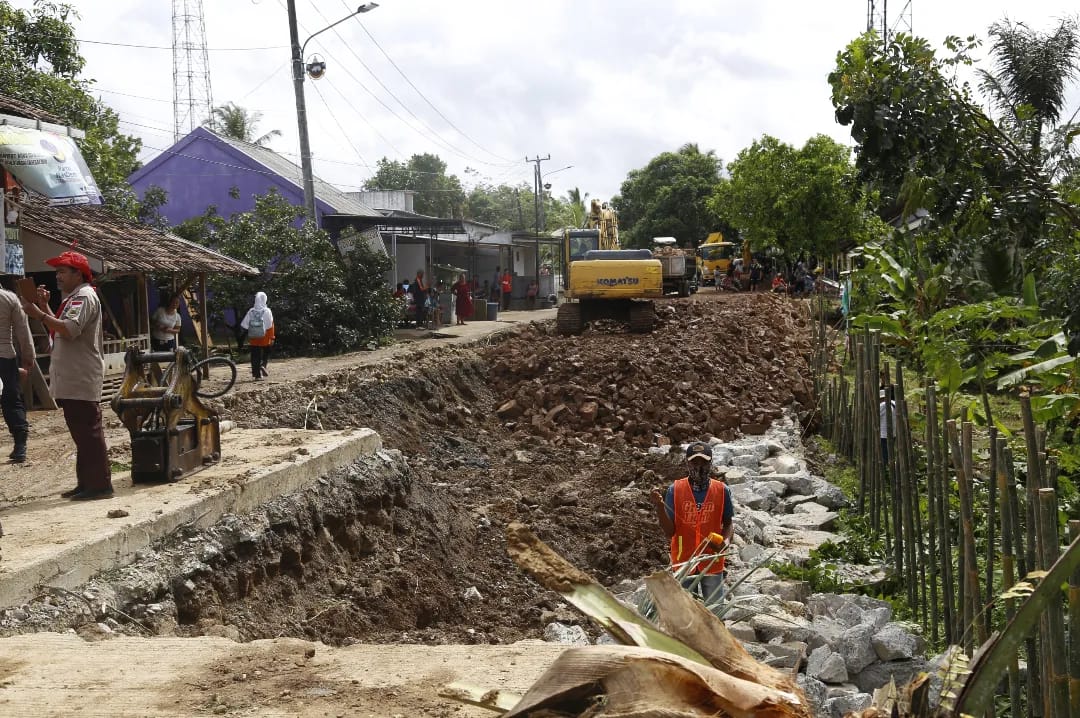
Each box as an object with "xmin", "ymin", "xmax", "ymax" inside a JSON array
[
  {"xmin": 171, "ymin": 0, "xmax": 213, "ymax": 141},
  {"xmin": 866, "ymin": 0, "xmax": 913, "ymax": 42}
]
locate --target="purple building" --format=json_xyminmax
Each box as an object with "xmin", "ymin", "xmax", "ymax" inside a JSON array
[{"xmin": 127, "ymin": 126, "xmax": 378, "ymax": 226}]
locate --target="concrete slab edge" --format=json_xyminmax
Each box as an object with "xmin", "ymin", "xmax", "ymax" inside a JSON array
[{"xmin": 0, "ymin": 429, "xmax": 382, "ymax": 607}]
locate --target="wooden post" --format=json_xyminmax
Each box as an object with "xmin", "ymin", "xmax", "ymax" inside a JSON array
[
  {"xmin": 1039, "ymin": 488, "xmax": 1069, "ymax": 718},
  {"xmin": 998, "ymin": 438, "xmax": 1021, "ymax": 718},
  {"xmin": 926, "ymin": 382, "xmax": 940, "ymax": 646},
  {"xmin": 1068, "ymin": 520, "xmax": 1080, "ymax": 717}
]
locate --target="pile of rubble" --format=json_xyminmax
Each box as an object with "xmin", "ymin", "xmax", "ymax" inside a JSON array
[{"xmin": 484, "ymin": 297, "xmax": 814, "ymax": 447}]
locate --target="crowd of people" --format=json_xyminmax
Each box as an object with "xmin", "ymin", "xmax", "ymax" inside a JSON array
[{"xmin": 393, "ymin": 266, "xmax": 537, "ymax": 329}]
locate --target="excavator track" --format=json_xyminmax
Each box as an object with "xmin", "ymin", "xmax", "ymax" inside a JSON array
[
  {"xmin": 556, "ymin": 303, "xmax": 584, "ymax": 335},
  {"xmin": 628, "ymin": 302, "xmax": 657, "ymax": 333}
]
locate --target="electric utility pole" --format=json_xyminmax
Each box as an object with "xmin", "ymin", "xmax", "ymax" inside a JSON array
[{"xmin": 526, "ymin": 154, "xmax": 550, "ymax": 284}]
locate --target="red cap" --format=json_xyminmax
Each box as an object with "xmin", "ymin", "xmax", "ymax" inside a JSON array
[{"xmin": 45, "ymin": 251, "xmax": 93, "ymax": 282}]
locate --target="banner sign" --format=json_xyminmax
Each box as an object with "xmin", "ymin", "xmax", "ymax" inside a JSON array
[{"xmin": 0, "ymin": 126, "xmax": 101, "ymax": 206}]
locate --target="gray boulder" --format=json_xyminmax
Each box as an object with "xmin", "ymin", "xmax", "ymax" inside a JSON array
[
  {"xmin": 750, "ymin": 612, "xmax": 815, "ymax": 643},
  {"xmin": 832, "ymin": 622, "xmax": 878, "ymax": 674},
  {"xmin": 755, "ymin": 578, "xmax": 811, "ymax": 604},
  {"xmin": 769, "ymin": 472, "xmax": 815, "ymax": 496},
  {"xmin": 796, "ymin": 674, "xmax": 828, "ymax": 717},
  {"xmin": 762, "ymin": 641, "xmax": 807, "ymax": 670},
  {"xmin": 807, "ymin": 645, "xmax": 849, "ymax": 684},
  {"xmin": 778, "ymin": 511, "xmax": 839, "ymax": 531},
  {"xmin": 825, "ymin": 692, "xmax": 873, "ymax": 718},
  {"xmin": 872, "ymin": 622, "xmax": 927, "ymax": 661},
  {"xmin": 731, "ymin": 453, "xmax": 762, "ymax": 470},
  {"xmin": 543, "ymin": 622, "xmax": 589, "ymax": 645},
  {"xmin": 854, "ymin": 658, "xmax": 928, "ymax": 694},
  {"xmin": 810, "ymin": 477, "xmax": 851, "ymax": 510}
]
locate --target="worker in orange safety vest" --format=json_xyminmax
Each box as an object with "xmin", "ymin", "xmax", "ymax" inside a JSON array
[{"xmin": 649, "ymin": 440, "xmax": 734, "ymax": 602}]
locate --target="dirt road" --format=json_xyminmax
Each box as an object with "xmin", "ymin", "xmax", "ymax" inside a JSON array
[{"xmin": 0, "ymin": 632, "xmax": 564, "ymax": 717}]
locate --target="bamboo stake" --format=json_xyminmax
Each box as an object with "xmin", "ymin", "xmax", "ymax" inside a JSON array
[
  {"xmin": 985, "ymin": 426, "xmax": 998, "ymax": 641},
  {"xmin": 895, "ymin": 366, "xmax": 917, "ymax": 611},
  {"xmin": 997, "ymin": 437, "xmax": 1021, "ymax": 718},
  {"xmin": 962, "ymin": 421, "xmax": 986, "ymax": 648},
  {"xmin": 1006, "ymin": 444, "xmax": 1041, "ymax": 718},
  {"xmin": 1068, "ymin": 520, "xmax": 1080, "ymax": 717},
  {"xmin": 941, "ymin": 394, "xmax": 956, "ymax": 644},
  {"xmin": 1039, "ymin": 488, "xmax": 1069, "ymax": 718},
  {"xmin": 926, "ymin": 382, "xmax": 940, "ymax": 646},
  {"xmin": 948, "ymin": 420, "xmax": 980, "ymax": 653}
]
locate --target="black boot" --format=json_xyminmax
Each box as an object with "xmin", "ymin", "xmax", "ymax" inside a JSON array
[{"xmin": 9, "ymin": 431, "xmax": 27, "ymax": 463}]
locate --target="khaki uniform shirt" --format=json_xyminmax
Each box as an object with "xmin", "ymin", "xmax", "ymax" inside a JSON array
[
  {"xmin": 0, "ymin": 288, "xmax": 34, "ymax": 362},
  {"xmin": 50, "ymin": 283, "xmax": 104, "ymax": 402}
]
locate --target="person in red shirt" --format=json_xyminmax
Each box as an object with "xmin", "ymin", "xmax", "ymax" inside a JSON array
[
  {"xmin": 650, "ymin": 441, "xmax": 734, "ymax": 602},
  {"xmin": 500, "ymin": 270, "xmax": 513, "ymax": 311}
]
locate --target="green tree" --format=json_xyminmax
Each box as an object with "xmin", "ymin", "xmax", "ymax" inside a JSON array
[
  {"xmin": 830, "ymin": 29, "xmax": 1080, "ymax": 352},
  {"xmin": 464, "ymin": 182, "xmax": 530, "ymax": 230},
  {"xmin": 566, "ymin": 187, "xmax": 589, "ymax": 227},
  {"xmin": 174, "ymin": 190, "xmax": 398, "ymax": 352},
  {"xmin": 204, "ymin": 101, "xmax": 282, "ymax": 146},
  {"xmin": 366, "ymin": 153, "xmax": 465, "ymax": 218},
  {"xmin": 612, "ymin": 143, "xmax": 723, "ymax": 249},
  {"xmin": 0, "ymin": 0, "xmax": 141, "ymax": 200},
  {"xmin": 978, "ymin": 18, "xmax": 1080, "ymax": 167},
  {"xmin": 709, "ymin": 134, "xmax": 875, "ymax": 262}
]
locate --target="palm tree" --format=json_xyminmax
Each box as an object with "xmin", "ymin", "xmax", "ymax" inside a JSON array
[
  {"xmin": 978, "ymin": 18, "xmax": 1080, "ymax": 164},
  {"xmin": 204, "ymin": 102, "xmax": 282, "ymax": 146},
  {"xmin": 566, "ymin": 187, "xmax": 589, "ymax": 227}
]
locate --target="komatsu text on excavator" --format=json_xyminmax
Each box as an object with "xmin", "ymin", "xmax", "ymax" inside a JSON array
[{"xmin": 556, "ymin": 199, "xmax": 662, "ymax": 334}]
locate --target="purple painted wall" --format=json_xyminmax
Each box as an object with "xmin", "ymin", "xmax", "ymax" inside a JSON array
[{"xmin": 127, "ymin": 127, "xmax": 338, "ymax": 228}]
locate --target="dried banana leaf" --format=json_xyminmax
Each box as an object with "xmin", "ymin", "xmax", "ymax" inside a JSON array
[
  {"xmin": 505, "ymin": 522, "xmax": 710, "ymax": 665},
  {"xmin": 644, "ymin": 570, "xmax": 807, "ymax": 704},
  {"xmin": 503, "ymin": 645, "xmax": 809, "ymax": 718}
]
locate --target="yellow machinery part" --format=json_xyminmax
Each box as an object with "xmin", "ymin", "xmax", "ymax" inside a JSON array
[{"xmin": 567, "ymin": 259, "xmax": 663, "ymax": 300}]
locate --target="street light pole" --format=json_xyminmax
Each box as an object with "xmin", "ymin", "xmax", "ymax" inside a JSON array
[{"xmin": 286, "ymin": 1, "xmax": 378, "ymax": 223}]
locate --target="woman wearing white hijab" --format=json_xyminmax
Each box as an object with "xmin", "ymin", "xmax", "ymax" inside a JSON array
[{"xmin": 240, "ymin": 291, "xmax": 275, "ymax": 380}]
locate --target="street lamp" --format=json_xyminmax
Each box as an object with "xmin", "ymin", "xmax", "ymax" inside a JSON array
[{"xmin": 286, "ymin": 1, "xmax": 379, "ymax": 222}]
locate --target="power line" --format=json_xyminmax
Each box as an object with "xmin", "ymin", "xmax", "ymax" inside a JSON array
[
  {"xmin": 295, "ymin": 0, "xmax": 516, "ymax": 169},
  {"xmin": 0, "ymin": 29, "xmax": 284, "ymax": 52},
  {"xmin": 322, "ymin": 75, "xmax": 407, "ymax": 160},
  {"xmin": 312, "ymin": 1, "xmax": 513, "ymax": 169},
  {"xmin": 310, "ymin": 80, "xmax": 370, "ymax": 173},
  {"xmin": 343, "ymin": 1, "xmax": 513, "ymax": 164}
]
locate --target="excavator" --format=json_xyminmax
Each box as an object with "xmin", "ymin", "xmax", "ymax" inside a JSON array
[{"xmin": 556, "ymin": 199, "xmax": 663, "ymax": 334}]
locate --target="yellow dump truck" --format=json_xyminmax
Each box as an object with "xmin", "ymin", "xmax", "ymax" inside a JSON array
[
  {"xmin": 556, "ymin": 201, "xmax": 663, "ymax": 334},
  {"xmin": 696, "ymin": 232, "xmax": 750, "ymax": 285}
]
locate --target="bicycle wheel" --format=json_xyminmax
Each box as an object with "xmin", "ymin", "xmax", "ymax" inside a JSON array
[{"xmin": 191, "ymin": 355, "xmax": 238, "ymax": 399}]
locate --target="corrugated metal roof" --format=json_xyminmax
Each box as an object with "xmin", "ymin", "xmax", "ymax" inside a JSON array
[
  {"xmin": 18, "ymin": 204, "xmax": 259, "ymax": 276},
  {"xmin": 0, "ymin": 94, "xmax": 66, "ymax": 124},
  {"xmin": 205, "ymin": 130, "xmax": 379, "ymax": 217}
]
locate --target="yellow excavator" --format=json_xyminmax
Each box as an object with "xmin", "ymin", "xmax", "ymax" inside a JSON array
[{"xmin": 556, "ymin": 199, "xmax": 663, "ymax": 334}]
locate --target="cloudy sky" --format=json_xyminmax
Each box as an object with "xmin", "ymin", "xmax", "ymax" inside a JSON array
[{"xmin": 17, "ymin": 0, "xmax": 1080, "ymax": 202}]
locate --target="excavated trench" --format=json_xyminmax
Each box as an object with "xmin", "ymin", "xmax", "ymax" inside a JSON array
[{"xmin": 4, "ymin": 296, "xmax": 815, "ymax": 647}]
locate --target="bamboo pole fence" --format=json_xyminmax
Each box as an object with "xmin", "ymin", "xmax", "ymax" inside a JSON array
[{"xmin": 812, "ymin": 325, "xmax": 1075, "ymax": 717}]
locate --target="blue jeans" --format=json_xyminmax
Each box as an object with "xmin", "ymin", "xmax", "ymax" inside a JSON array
[{"xmin": 682, "ymin": 573, "xmax": 725, "ymax": 602}]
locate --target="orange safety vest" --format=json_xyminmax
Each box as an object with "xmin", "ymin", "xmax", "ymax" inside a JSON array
[{"xmin": 670, "ymin": 478, "xmax": 726, "ymax": 575}]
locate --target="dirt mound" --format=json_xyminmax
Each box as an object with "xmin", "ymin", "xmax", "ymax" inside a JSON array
[{"xmin": 483, "ymin": 295, "xmax": 814, "ymax": 446}]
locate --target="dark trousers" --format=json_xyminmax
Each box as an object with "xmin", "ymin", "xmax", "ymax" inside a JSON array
[
  {"xmin": 0, "ymin": 357, "xmax": 28, "ymax": 436},
  {"xmin": 250, "ymin": 345, "xmax": 270, "ymax": 378},
  {"xmin": 502, "ymin": 292, "xmax": 511, "ymax": 311},
  {"xmin": 58, "ymin": 399, "xmax": 111, "ymax": 492},
  {"xmin": 151, "ymin": 338, "xmax": 176, "ymax": 352}
]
